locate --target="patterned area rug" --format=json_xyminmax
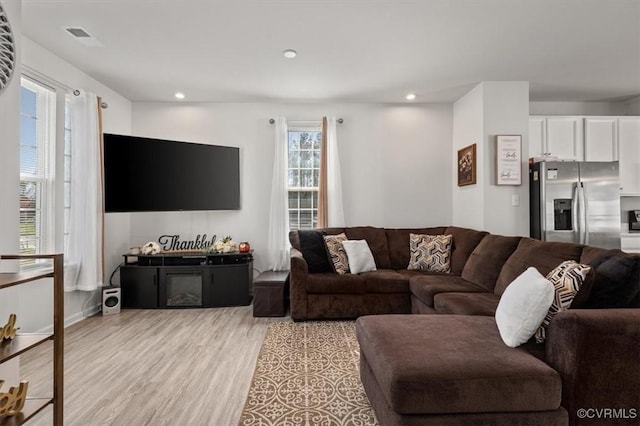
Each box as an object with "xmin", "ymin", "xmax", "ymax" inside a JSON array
[{"xmin": 239, "ymin": 321, "xmax": 378, "ymax": 426}]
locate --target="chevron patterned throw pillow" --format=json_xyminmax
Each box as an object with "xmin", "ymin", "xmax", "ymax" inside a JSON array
[
  {"xmin": 535, "ymin": 260, "xmax": 591, "ymax": 343},
  {"xmin": 407, "ymin": 233, "xmax": 453, "ymax": 273},
  {"xmin": 324, "ymin": 233, "xmax": 350, "ymax": 274}
]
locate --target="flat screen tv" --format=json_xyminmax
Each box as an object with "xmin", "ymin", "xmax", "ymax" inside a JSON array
[{"xmin": 104, "ymin": 134, "xmax": 240, "ymax": 212}]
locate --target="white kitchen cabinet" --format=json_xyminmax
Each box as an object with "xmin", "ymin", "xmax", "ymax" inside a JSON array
[
  {"xmin": 547, "ymin": 117, "xmax": 583, "ymax": 160},
  {"xmin": 584, "ymin": 117, "xmax": 618, "ymax": 161},
  {"xmin": 528, "ymin": 116, "xmax": 583, "ymax": 160},
  {"xmin": 618, "ymin": 117, "xmax": 640, "ymax": 195},
  {"xmin": 529, "ymin": 117, "xmax": 546, "ymax": 157}
]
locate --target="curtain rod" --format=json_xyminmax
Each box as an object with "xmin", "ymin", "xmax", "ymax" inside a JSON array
[
  {"xmin": 269, "ymin": 118, "xmax": 343, "ymax": 124},
  {"xmin": 23, "ymin": 65, "xmax": 108, "ymax": 109},
  {"xmin": 73, "ymin": 89, "xmax": 109, "ymax": 109}
]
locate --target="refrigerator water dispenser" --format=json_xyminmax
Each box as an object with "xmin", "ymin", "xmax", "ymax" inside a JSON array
[{"xmin": 554, "ymin": 199, "xmax": 573, "ymax": 231}]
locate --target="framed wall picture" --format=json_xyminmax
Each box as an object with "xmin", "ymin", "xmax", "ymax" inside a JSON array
[
  {"xmin": 457, "ymin": 143, "xmax": 477, "ymax": 186},
  {"xmin": 496, "ymin": 135, "xmax": 522, "ymax": 185}
]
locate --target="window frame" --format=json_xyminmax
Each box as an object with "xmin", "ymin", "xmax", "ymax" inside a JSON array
[
  {"xmin": 19, "ymin": 74, "xmax": 69, "ymax": 269},
  {"xmin": 287, "ymin": 122, "xmax": 322, "ymax": 231}
]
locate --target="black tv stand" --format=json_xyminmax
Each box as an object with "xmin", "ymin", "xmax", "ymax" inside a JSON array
[{"xmin": 120, "ymin": 252, "xmax": 253, "ymax": 309}]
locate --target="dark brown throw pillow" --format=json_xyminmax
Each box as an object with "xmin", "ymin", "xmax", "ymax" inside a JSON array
[
  {"xmin": 581, "ymin": 251, "xmax": 640, "ymax": 309},
  {"xmin": 298, "ymin": 230, "xmax": 333, "ymax": 273}
]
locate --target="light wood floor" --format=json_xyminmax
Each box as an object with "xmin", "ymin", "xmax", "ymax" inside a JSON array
[{"xmin": 20, "ymin": 306, "xmax": 280, "ymax": 426}]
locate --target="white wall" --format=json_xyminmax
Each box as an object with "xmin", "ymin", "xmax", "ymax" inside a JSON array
[
  {"xmin": 452, "ymin": 84, "xmax": 484, "ymax": 230},
  {"xmin": 452, "ymin": 82, "xmax": 530, "ymax": 236},
  {"xmin": 626, "ymin": 96, "xmax": 640, "ymax": 115},
  {"xmin": 130, "ymin": 102, "xmax": 453, "ymax": 273},
  {"xmin": 1, "ymin": 38, "xmax": 133, "ymax": 332},
  {"xmin": 482, "ymin": 82, "xmax": 530, "ymax": 236}
]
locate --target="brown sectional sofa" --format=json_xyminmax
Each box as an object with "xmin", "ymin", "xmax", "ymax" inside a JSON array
[{"xmin": 288, "ymin": 226, "xmax": 640, "ymax": 426}]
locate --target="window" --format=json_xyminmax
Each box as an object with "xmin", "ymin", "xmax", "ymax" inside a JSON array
[
  {"xmin": 19, "ymin": 77, "xmax": 70, "ymax": 267},
  {"xmin": 20, "ymin": 78, "xmax": 56, "ymax": 261},
  {"xmin": 287, "ymin": 125, "xmax": 322, "ymax": 230}
]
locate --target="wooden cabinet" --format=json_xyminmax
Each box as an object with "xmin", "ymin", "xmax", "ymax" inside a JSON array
[
  {"xmin": 618, "ymin": 117, "xmax": 640, "ymax": 195},
  {"xmin": 207, "ymin": 264, "xmax": 253, "ymax": 307},
  {"xmin": 121, "ymin": 266, "xmax": 158, "ymax": 308},
  {"xmin": 584, "ymin": 117, "xmax": 618, "ymax": 161},
  {"xmin": 0, "ymin": 254, "xmax": 63, "ymax": 426},
  {"xmin": 120, "ymin": 252, "xmax": 252, "ymax": 309},
  {"xmin": 529, "ymin": 116, "xmax": 583, "ymax": 160}
]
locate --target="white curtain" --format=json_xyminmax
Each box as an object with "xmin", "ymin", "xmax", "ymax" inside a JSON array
[
  {"xmin": 325, "ymin": 116, "xmax": 345, "ymax": 227},
  {"xmin": 64, "ymin": 91, "xmax": 103, "ymax": 291},
  {"xmin": 267, "ymin": 117, "xmax": 290, "ymax": 271}
]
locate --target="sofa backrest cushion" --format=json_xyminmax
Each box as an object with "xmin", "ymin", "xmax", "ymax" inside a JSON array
[
  {"xmin": 289, "ymin": 230, "xmax": 301, "ymax": 251},
  {"xmin": 580, "ymin": 250, "xmax": 640, "ymax": 309},
  {"xmin": 494, "ymin": 238, "xmax": 584, "ymax": 295},
  {"xmin": 344, "ymin": 227, "xmax": 392, "ymax": 269},
  {"xmin": 289, "ymin": 228, "xmax": 345, "ymax": 251},
  {"xmin": 579, "ymin": 246, "xmax": 611, "ymax": 265},
  {"xmin": 385, "ymin": 227, "xmax": 447, "ymax": 269},
  {"xmin": 461, "ymin": 234, "xmax": 522, "ymax": 291},
  {"xmin": 444, "ymin": 226, "xmax": 489, "ymax": 275}
]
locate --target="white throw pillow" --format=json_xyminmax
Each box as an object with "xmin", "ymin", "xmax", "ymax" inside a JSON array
[
  {"xmin": 495, "ymin": 267, "xmax": 554, "ymax": 348},
  {"xmin": 342, "ymin": 240, "xmax": 377, "ymax": 274}
]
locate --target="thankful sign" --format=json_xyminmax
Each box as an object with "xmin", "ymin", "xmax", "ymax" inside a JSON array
[{"xmin": 158, "ymin": 234, "xmax": 216, "ymax": 252}]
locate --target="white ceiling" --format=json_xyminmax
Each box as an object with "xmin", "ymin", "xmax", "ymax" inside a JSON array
[{"xmin": 21, "ymin": 0, "xmax": 640, "ymax": 103}]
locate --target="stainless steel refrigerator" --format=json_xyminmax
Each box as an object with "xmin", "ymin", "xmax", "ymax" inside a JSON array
[{"xmin": 530, "ymin": 161, "xmax": 621, "ymax": 249}]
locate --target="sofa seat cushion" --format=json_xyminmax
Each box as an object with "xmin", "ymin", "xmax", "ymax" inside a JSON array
[
  {"xmin": 361, "ymin": 270, "xmax": 410, "ymax": 293},
  {"xmin": 410, "ymin": 275, "xmax": 487, "ymax": 307},
  {"xmin": 433, "ymin": 292, "xmax": 500, "ymax": 315},
  {"xmin": 306, "ymin": 273, "xmax": 366, "ymax": 294},
  {"xmin": 356, "ymin": 315, "xmax": 562, "ymax": 415}
]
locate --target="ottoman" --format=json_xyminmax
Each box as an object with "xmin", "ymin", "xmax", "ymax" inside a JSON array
[
  {"xmin": 356, "ymin": 315, "xmax": 568, "ymax": 426},
  {"xmin": 252, "ymin": 271, "xmax": 289, "ymax": 317}
]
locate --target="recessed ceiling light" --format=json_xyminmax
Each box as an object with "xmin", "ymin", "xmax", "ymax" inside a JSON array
[
  {"xmin": 283, "ymin": 49, "xmax": 297, "ymax": 59},
  {"xmin": 174, "ymin": 92, "xmax": 185, "ymax": 100},
  {"xmin": 405, "ymin": 93, "xmax": 416, "ymax": 101}
]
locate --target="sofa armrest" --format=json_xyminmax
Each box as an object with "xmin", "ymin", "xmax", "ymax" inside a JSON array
[
  {"xmin": 545, "ymin": 309, "xmax": 640, "ymax": 425},
  {"xmin": 289, "ymin": 248, "xmax": 309, "ymax": 320}
]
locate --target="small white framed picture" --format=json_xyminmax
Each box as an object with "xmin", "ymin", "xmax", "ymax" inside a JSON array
[{"xmin": 496, "ymin": 135, "xmax": 522, "ymax": 186}]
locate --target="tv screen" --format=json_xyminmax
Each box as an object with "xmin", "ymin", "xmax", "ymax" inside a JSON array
[{"xmin": 104, "ymin": 134, "xmax": 240, "ymax": 212}]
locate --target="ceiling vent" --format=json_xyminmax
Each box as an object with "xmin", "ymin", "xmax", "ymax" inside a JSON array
[
  {"xmin": 63, "ymin": 27, "xmax": 103, "ymax": 47},
  {"xmin": 66, "ymin": 27, "xmax": 91, "ymax": 38}
]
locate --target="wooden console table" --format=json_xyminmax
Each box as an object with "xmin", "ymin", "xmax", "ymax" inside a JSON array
[{"xmin": 0, "ymin": 254, "xmax": 64, "ymax": 426}]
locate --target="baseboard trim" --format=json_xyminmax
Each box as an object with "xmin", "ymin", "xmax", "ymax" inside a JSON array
[
  {"xmin": 35, "ymin": 303, "xmax": 102, "ymax": 333},
  {"xmin": 67, "ymin": 303, "xmax": 102, "ymax": 327}
]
